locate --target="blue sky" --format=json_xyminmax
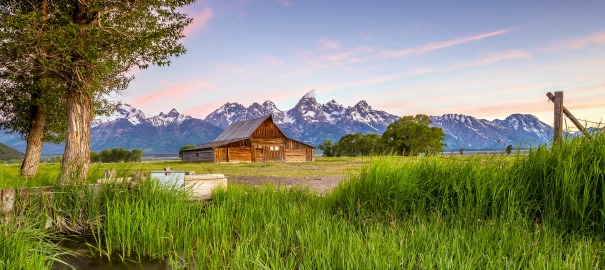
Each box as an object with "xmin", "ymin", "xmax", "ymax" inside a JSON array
[{"xmin": 123, "ymin": 0, "xmax": 605, "ymax": 129}]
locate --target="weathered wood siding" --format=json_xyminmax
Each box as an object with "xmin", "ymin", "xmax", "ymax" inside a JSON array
[
  {"xmin": 285, "ymin": 149, "xmax": 306, "ymax": 162},
  {"xmin": 284, "ymin": 139, "xmax": 314, "ymax": 162},
  {"xmin": 227, "ymin": 147, "xmax": 252, "ymax": 162},
  {"xmin": 183, "ymin": 149, "xmax": 215, "ymax": 162},
  {"xmin": 252, "ymin": 119, "xmax": 284, "ymax": 138}
]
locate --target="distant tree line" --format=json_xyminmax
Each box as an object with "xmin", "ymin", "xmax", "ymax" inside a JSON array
[
  {"xmin": 91, "ymin": 148, "xmax": 143, "ymax": 163},
  {"xmin": 319, "ymin": 114, "xmax": 446, "ymax": 157}
]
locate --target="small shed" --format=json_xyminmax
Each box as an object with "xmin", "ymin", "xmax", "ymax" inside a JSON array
[{"xmin": 182, "ymin": 115, "xmax": 315, "ymax": 163}]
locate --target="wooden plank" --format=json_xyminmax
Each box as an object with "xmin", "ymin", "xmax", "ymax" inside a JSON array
[
  {"xmin": 227, "ymin": 148, "xmax": 252, "ymax": 162},
  {"xmin": 546, "ymin": 92, "xmax": 591, "ymax": 138},
  {"xmin": 553, "ymin": 91, "xmax": 563, "ymax": 143}
]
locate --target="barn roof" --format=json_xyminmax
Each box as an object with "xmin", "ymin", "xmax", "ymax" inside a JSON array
[
  {"xmin": 214, "ymin": 115, "xmax": 274, "ymax": 141},
  {"xmin": 182, "ymin": 114, "xmax": 315, "ymax": 152}
]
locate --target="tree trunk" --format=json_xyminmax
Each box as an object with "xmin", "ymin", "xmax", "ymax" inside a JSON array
[
  {"xmin": 59, "ymin": 89, "xmax": 93, "ymax": 183},
  {"xmin": 20, "ymin": 0, "xmax": 51, "ymax": 177},
  {"xmin": 20, "ymin": 103, "xmax": 46, "ymax": 177}
]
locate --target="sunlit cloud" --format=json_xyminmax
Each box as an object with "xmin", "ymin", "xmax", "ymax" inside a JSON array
[
  {"xmin": 450, "ymin": 50, "xmax": 532, "ymax": 69},
  {"xmin": 380, "ymin": 28, "xmax": 517, "ymax": 58},
  {"xmin": 183, "ymin": 7, "xmax": 213, "ymax": 37},
  {"xmin": 549, "ymin": 32, "xmax": 605, "ymax": 51},
  {"xmin": 276, "ymin": 0, "xmax": 293, "ymax": 6},
  {"xmin": 316, "ymin": 39, "xmax": 341, "ymax": 51},
  {"xmin": 131, "ymin": 80, "xmax": 214, "ymax": 107},
  {"xmin": 318, "ymin": 74, "xmax": 398, "ymax": 93},
  {"xmin": 184, "ymin": 100, "xmax": 229, "ymax": 118}
]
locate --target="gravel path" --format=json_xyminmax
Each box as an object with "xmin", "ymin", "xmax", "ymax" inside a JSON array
[{"xmin": 227, "ymin": 175, "xmax": 346, "ymax": 194}]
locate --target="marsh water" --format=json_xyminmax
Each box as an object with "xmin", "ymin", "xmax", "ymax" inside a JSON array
[{"xmin": 52, "ymin": 236, "xmax": 171, "ymax": 270}]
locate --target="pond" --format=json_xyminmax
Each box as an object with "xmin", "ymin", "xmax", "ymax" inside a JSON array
[{"xmin": 52, "ymin": 236, "xmax": 172, "ymax": 270}]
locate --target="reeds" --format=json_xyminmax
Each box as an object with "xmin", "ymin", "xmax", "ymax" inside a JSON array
[{"xmin": 1, "ymin": 132, "xmax": 605, "ymax": 268}]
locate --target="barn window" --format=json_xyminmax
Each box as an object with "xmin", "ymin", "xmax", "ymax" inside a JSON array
[
  {"xmin": 274, "ymin": 146, "xmax": 280, "ymax": 150},
  {"xmin": 196, "ymin": 153, "xmax": 200, "ymax": 157},
  {"xmin": 270, "ymin": 146, "xmax": 274, "ymax": 151}
]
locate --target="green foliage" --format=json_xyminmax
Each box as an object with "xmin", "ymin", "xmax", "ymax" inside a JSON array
[
  {"xmin": 0, "ymin": 142, "xmax": 24, "ymax": 160},
  {"xmin": 506, "ymin": 144, "xmax": 513, "ymax": 155},
  {"xmin": 317, "ymin": 140, "xmax": 332, "ymax": 157},
  {"xmin": 0, "ymin": 0, "xmax": 194, "ymax": 181},
  {"xmin": 179, "ymin": 144, "xmax": 197, "ymax": 159},
  {"xmin": 91, "ymin": 148, "xmax": 144, "ymax": 163},
  {"xmin": 323, "ymin": 114, "xmax": 446, "ymax": 157},
  {"xmin": 382, "ymin": 114, "xmax": 446, "ymax": 156},
  {"xmin": 2, "ymin": 134, "xmax": 605, "ymax": 268}
]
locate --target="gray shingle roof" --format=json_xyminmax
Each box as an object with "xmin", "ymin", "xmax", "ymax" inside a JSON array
[{"xmin": 214, "ymin": 115, "xmax": 272, "ymax": 141}]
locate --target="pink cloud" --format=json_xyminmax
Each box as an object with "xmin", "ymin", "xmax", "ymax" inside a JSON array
[
  {"xmin": 381, "ymin": 28, "xmax": 516, "ymax": 58},
  {"xmin": 183, "ymin": 7, "xmax": 213, "ymax": 37},
  {"xmin": 184, "ymin": 100, "xmax": 228, "ymax": 118},
  {"xmin": 131, "ymin": 80, "xmax": 214, "ymax": 107},
  {"xmin": 317, "ymin": 39, "xmax": 341, "ymax": 51},
  {"xmin": 276, "ymin": 0, "xmax": 293, "ymax": 6},
  {"xmin": 550, "ymin": 32, "xmax": 605, "ymax": 51},
  {"xmin": 450, "ymin": 50, "xmax": 532, "ymax": 69}
]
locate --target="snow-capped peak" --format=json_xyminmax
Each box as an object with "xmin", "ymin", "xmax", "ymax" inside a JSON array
[
  {"xmin": 150, "ymin": 108, "xmax": 190, "ymax": 126},
  {"xmin": 93, "ymin": 103, "xmax": 147, "ymax": 127},
  {"xmin": 302, "ymin": 89, "xmax": 317, "ymax": 99}
]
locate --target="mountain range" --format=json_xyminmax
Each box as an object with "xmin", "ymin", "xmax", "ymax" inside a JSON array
[{"xmin": 0, "ymin": 92, "xmax": 554, "ymax": 155}]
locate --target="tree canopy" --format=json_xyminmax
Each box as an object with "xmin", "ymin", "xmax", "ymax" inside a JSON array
[
  {"xmin": 0, "ymin": 0, "xmax": 194, "ymax": 182},
  {"xmin": 319, "ymin": 114, "xmax": 446, "ymax": 157},
  {"xmin": 382, "ymin": 114, "xmax": 446, "ymax": 156}
]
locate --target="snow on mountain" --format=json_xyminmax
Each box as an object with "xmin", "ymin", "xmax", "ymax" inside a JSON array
[
  {"xmin": 92, "ymin": 103, "xmax": 147, "ymax": 127},
  {"xmin": 89, "ymin": 104, "xmax": 222, "ymax": 154},
  {"xmin": 205, "ymin": 91, "xmax": 400, "ymax": 146},
  {"xmin": 0, "ymin": 93, "xmax": 558, "ymax": 156},
  {"xmin": 430, "ymin": 113, "xmax": 553, "ymax": 150},
  {"xmin": 149, "ymin": 108, "xmax": 191, "ymax": 126}
]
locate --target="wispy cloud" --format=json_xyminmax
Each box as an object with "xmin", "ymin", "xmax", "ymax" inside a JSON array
[
  {"xmin": 317, "ymin": 39, "xmax": 341, "ymax": 51},
  {"xmin": 276, "ymin": 0, "xmax": 293, "ymax": 6},
  {"xmin": 380, "ymin": 28, "xmax": 517, "ymax": 58},
  {"xmin": 183, "ymin": 7, "xmax": 213, "ymax": 37},
  {"xmin": 131, "ymin": 80, "xmax": 214, "ymax": 107},
  {"xmin": 550, "ymin": 32, "xmax": 605, "ymax": 51},
  {"xmin": 449, "ymin": 50, "xmax": 532, "ymax": 69}
]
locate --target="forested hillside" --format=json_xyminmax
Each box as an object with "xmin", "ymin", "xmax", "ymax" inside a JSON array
[{"xmin": 0, "ymin": 142, "xmax": 24, "ymax": 160}]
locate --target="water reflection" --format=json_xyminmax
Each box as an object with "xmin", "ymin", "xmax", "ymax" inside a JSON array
[{"xmin": 52, "ymin": 236, "xmax": 171, "ymax": 270}]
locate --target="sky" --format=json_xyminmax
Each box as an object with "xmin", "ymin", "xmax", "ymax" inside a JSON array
[{"xmin": 122, "ymin": 0, "xmax": 605, "ymax": 130}]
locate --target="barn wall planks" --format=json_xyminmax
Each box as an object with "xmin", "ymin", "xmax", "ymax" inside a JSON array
[
  {"xmin": 183, "ymin": 149, "xmax": 214, "ymax": 162},
  {"xmin": 227, "ymin": 147, "xmax": 252, "ymax": 162},
  {"xmin": 251, "ymin": 119, "xmax": 284, "ymax": 138},
  {"xmin": 285, "ymin": 149, "xmax": 306, "ymax": 162}
]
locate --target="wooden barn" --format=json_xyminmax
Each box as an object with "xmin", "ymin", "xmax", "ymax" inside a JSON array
[{"xmin": 182, "ymin": 115, "xmax": 315, "ymax": 163}]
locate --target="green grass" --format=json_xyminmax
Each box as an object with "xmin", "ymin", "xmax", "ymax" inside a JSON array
[
  {"xmin": 0, "ymin": 157, "xmax": 364, "ymax": 189},
  {"xmin": 1, "ymin": 133, "xmax": 605, "ymax": 268}
]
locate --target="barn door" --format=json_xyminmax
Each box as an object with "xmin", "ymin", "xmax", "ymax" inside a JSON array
[{"xmin": 255, "ymin": 148, "xmax": 263, "ymax": 162}]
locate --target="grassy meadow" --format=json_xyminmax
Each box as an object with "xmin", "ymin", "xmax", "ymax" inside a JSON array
[
  {"xmin": 0, "ymin": 156, "xmax": 366, "ymax": 189},
  {"xmin": 1, "ymin": 133, "xmax": 605, "ymax": 269}
]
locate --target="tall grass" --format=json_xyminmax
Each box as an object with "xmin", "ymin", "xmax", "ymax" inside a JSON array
[
  {"xmin": 333, "ymin": 132, "xmax": 605, "ymax": 232},
  {"xmin": 1, "ymin": 133, "xmax": 605, "ymax": 268}
]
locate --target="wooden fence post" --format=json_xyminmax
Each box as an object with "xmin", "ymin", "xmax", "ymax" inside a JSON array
[
  {"xmin": 546, "ymin": 91, "xmax": 592, "ymax": 139},
  {"xmin": 553, "ymin": 91, "xmax": 563, "ymax": 144}
]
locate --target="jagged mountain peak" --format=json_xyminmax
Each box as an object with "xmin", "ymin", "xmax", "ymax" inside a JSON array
[
  {"xmin": 302, "ymin": 89, "xmax": 317, "ymax": 99},
  {"xmin": 93, "ymin": 103, "xmax": 147, "ymax": 127},
  {"xmin": 353, "ymin": 100, "xmax": 371, "ymax": 110}
]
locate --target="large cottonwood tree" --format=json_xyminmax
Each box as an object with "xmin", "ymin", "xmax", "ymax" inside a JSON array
[
  {"xmin": 0, "ymin": 0, "xmax": 194, "ymax": 182},
  {"xmin": 0, "ymin": 0, "xmax": 67, "ymax": 177},
  {"xmin": 382, "ymin": 114, "xmax": 446, "ymax": 156}
]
